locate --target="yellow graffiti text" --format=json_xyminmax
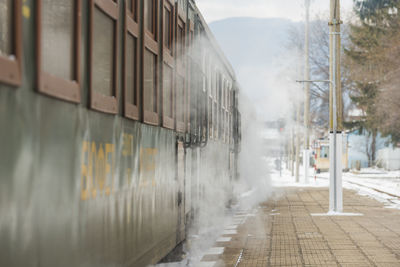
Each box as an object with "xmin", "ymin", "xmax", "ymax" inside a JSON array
[
  {"xmin": 122, "ymin": 133, "xmax": 134, "ymax": 156},
  {"xmin": 81, "ymin": 141, "xmax": 115, "ymax": 201}
]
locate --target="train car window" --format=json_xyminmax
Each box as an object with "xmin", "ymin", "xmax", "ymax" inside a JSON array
[
  {"xmin": 0, "ymin": 0, "xmax": 13, "ymax": 56},
  {"xmin": 217, "ymin": 107, "xmax": 219, "ymax": 140},
  {"xmin": 37, "ymin": 0, "xmax": 81, "ymax": 102},
  {"xmin": 176, "ymin": 75, "xmax": 184, "ymax": 123},
  {"xmin": 164, "ymin": 11, "xmax": 170, "ymax": 47},
  {"xmin": 212, "ymin": 99, "xmax": 218, "ymax": 139},
  {"xmin": 162, "ymin": 0, "xmax": 175, "ymax": 129},
  {"xmin": 163, "ymin": 65, "xmax": 173, "ymax": 117},
  {"xmin": 225, "ymin": 110, "xmax": 229, "ymax": 143},
  {"xmin": 208, "ymin": 96, "xmax": 213, "ymax": 139},
  {"xmin": 221, "ymin": 109, "xmax": 224, "ymax": 143},
  {"xmin": 145, "ymin": 0, "xmax": 157, "ymax": 38},
  {"xmin": 187, "ymin": 21, "xmax": 194, "ymax": 131},
  {"xmin": 0, "ymin": 0, "xmax": 22, "ymax": 86},
  {"xmin": 175, "ymin": 7, "xmax": 186, "ymax": 132},
  {"xmin": 230, "ymin": 88, "xmax": 232, "ymax": 108},
  {"xmin": 213, "ymin": 69, "xmax": 217, "ymax": 99},
  {"xmin": 227, "ymin": 86, "xmax": 230, "ymax": 110},
  {"xmin": 124, "ymin": 0, "xmax": 140, "ymax": 120},
  {"xmin": 205, "ymin": 55, "xmax": 210, "ymax": 95},
  {"xmin": 41, "ymin": 0, "xmax": 74, "ymax": 81},
  {"xmin": 320, "ymin": 146, "xmax": 329, "ymax": 158},
  {"xmin": 143, "ymin": 49, "xmax": 157, "ymax": 113},
  {"xmin": 90, "ymin": 0, "xmax": 119, "ymax": 114},
  {"xmin": 222, "ymin": 80, "xmax": 226, "ymax": 109},
  {"xmin": 163, "ymin": 2, "xmax": 173, "ymax": 51},
  {"xmin": 230, "ymin": 113, "xmax": 233, "ymax": 144},
  {"xmin": 218, "ymin": 73, "xmax": 222, "ymax": 106},
  {"xmin": 143, "ymin": 0, "xmax": 159, "ymax": 125},
  {"xmin": 177, "ymin": 23, "xmax": 184, "ymax": 65},
  {"xmin": 126, "ymin": 36, "xmax": 137, "ymax": 103},
  {"xmin": 225, "ymin": 82, "xmax": 229, "ymax": 109},
  {"xmin": 126, "ymin": 0, "xmax": 137, "ymax": 21},
  {"xmin": 211, "ymin": 68, "xmax": 215, "ymax": 98},
  {"xmin": 125, "ymin": 33, "xmax": 139, "ymax": 118},
  {"xmin": 93, "ymin": 7, "xmax": 114, "ymax": 97},
  {"xmin": 145, "ymin": 0, "xmax": 153, "ymax": 32}
]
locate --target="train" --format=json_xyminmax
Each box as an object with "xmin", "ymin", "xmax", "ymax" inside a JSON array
[
  {"xmin": 313, "ymin": 137, "xmax": 348, "ymax": 173},
  {"xmin": 0, "ymin": 0, "xmax": 241, "ymax": 266}
]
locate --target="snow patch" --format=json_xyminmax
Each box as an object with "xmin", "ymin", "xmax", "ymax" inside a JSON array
[
  {"xmin": 222, "ymin": 229, "xmax": 237, "ymax": 235},
  {"xmin": 194, "ymin": 262, "xmax": 216, "ymax": 267},
  {"xmin": 205, "ymin": 247, "xmax": 224, "ymax": 255},
  {"xmin": 216, "ymin": 237, "xmax": 232, "ymax": 242}
]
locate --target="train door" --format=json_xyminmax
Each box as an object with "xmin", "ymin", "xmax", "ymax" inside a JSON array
[
  {"xmin": 176, "ymin": 141, "xmax": 185, "ymax": 243},
  {"xmin": 191, "ymin": 148, "xmax": 200, "ymax": 219}
]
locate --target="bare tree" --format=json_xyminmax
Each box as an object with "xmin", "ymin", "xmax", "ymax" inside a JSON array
[{"xmin": 286, "ymin": 14, "xmax": 351, "ymax": 134}]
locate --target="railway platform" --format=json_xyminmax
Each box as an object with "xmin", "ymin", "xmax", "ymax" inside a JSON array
[{"xmin": 198, "ymin": 187, "xmax": 400, "ymax": 267}]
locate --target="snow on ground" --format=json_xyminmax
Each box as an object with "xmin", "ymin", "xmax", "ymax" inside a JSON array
[
  {"xmin": 271, "ymin": 167, "xmax": 328, "ymax": 188},
  {"xmin": 157, "ymin": 159, "xmax": 400, "ymax": 266},
  {"xmin": 267, "ymin": 157, "xmax": 328, "ymax": 188},
  {"xmin": 267, "ymin": 158, "xmax": 400, "ymax": 210},
  {"xmin": 317, "ymin": 168, "xmax": 400, "ymax": 209}
]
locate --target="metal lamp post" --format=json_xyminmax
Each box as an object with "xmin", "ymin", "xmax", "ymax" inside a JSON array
[
  {"xmin": 328, "ymin": 0, "xmax": 343, "ymax": 213},
  {"xmin": 297, "ymin": 0, "xmax": 343, "ymax": 213}
]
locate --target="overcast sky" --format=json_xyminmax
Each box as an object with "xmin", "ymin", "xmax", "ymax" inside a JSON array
[{"xmin": 196, "ymin": 0, "xmax": 354, "ymax": 23}]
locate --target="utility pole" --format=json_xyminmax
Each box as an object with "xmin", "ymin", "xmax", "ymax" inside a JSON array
[
  {"xmin": 329, "ymin": 0, "xmax": 343, "ymax": 212},
  {"xmin": 295, "ymin": 91, "xmax": 301, "ymax": 183},
  {"xmin": 286, "ymin": 135, "xmax": 290, "ymax": 170},
  {"xmin": 291, "ymin": 125, "xmax": 295, "ymax": 176},
  {"xmin": 303, "ymin": 0, "xmax": 311, "ymax": 184}
]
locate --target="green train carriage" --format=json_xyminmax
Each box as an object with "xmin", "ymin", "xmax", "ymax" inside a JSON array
[{"xmin": 0, "ymin": 0, "xmax": 241, "ymax": 266}]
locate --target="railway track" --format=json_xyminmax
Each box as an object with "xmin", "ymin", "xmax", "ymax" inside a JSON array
[{"xmin": 316, "ymin": 175, "xmax": 400, "ymax": 201}]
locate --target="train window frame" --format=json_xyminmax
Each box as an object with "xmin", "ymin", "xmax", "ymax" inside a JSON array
[
  {"xmin": 163, "ymin": 0, "xmax": 174, "ymax": 55},
  {"xmin": 186, "ymin": 20, "xmax": 194, "ymax": 131},
  {"xmin": 208, "ymin": 96, "xmax": 213, "ymax": 139},
  {"xmin": 0, "ymin": 0, "xmax": 22, "ymax": 87},
  {"xmin": 124, "ymin": 0, "xmax": 140, "ymax": 120},
  {"xmin": 225, "ymin": 110, "xmax": 229, "ymax": 143},
  {"xmin": 320, "ymin": 146, "xmax": 329, "ymax": 158},
  {"xmin": 89, "ymin": 0, "xmax": 119, "ymax": 114},
  {"xmin": 144, "ymin": 0, "xmax": 158, "ymax": 40},
  {"xmin": 213, "ymin": 100, "xmax": 217, "ymax": 139},
  {"xmin": 126, "ymin": 0, "xmax": 137, "ymax": 21},
  {"xmin": 36, "ymin": 0, "xmax": 81, "ymax": 102},
  {"xmin": 142, "ymin": 0, "xmax": 160, "ymax": 125},
  {"xmin": 221, "ymin": 78, "xmax": 225, "ymax": 109},
  {"xmin": 229, "ymin": 112, "xmax": 233, "ymax": 144},
  {"xmin": 161, "ymin": 0, "xmax": 175, "ymax": 129},
  {"xmin": 175, "ymin": 4, "xmax": 186, "ymax": 133}
]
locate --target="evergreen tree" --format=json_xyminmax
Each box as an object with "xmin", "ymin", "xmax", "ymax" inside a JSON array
[{"xmin": 344, "ymin": 0, "xmax": 400, "ymax": 165}]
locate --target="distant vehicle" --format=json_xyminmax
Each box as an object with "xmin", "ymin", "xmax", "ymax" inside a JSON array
[{"xmin": 313, "ymin": 137, "xmax": 348, "ymax": 173}]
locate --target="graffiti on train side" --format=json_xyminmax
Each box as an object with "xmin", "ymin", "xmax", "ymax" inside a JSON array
[
  {"xmin": 122, "ymin": 133, "xmax": 134, "ymax": 156},
  {"xmin": 80, "ymin": 141, "xmax": 116, "ymax": 200},
  {"xmin": 80, "ymin": 134, "xmax": 159, "ymax": 200}
]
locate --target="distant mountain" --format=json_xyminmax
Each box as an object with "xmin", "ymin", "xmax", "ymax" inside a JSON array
[
  {"xmin": 209, "ymin": 17, "xmax": 300, "ymax": 119},
  {"xmin": 210, "ymin": 17, "xmax": 297, "ymax": 70}
]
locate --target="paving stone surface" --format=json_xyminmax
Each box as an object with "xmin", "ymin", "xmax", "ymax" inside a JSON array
[{"xmin": 203, "ymin": 187, "xmax": 400, "ymax": 266}]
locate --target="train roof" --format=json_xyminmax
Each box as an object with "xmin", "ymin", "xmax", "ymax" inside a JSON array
[{"xmin": 193, "ymin": 3, "xmax": 237, "ymax": 81}]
